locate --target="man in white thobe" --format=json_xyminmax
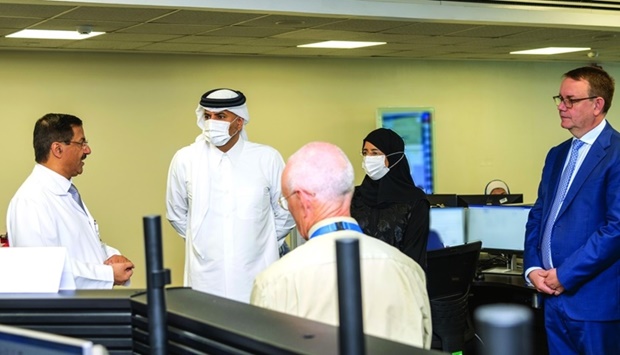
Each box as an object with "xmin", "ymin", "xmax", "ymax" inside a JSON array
[{"xmin": 166, "ymin": 88, "xmax": 294, "ymax": 303}]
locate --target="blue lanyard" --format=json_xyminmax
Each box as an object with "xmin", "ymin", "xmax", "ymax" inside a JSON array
[{"xmin": 310, "ymin": 221, "xmax": 363, "ymax": 239}]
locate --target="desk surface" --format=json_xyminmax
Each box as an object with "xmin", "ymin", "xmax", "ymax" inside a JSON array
[{"xmin": 474, "ymin": 274, "xmax": 535, "ymax": 290}]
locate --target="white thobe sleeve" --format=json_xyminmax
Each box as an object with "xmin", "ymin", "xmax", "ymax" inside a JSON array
[
  {"xmin": 269, "ymin": 153, "xmax": 295, "ymax": 242},
  {"xmin": 166, "ymin": 150, "xmax": 189, "ymax": 238}
]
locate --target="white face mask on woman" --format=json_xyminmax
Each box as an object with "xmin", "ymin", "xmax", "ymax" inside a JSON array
[
  {"xmin": 203, "ymin": 116, "xmax": 239, "ymax": 146},
  {"xmin": 362, "ymin": 152, "xmax": 404, "ymax": 180}
]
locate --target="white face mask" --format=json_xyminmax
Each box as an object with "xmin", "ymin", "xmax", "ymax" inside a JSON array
[
  {"xmin": 362, "ymin": 152, "xmax": 405, "ymax": 180},
  {"xmin": 203, "ymin": 117, "xmax": 239, "ymax": 146},
  {"xmin": 362, "ymin": 155, "xmax": 390, "ymax": 180}
]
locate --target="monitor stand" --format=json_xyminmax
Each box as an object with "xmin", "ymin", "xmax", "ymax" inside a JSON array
[{"xmin": 482, "ymin": 254, "xmax": 523, "ymax": 276}]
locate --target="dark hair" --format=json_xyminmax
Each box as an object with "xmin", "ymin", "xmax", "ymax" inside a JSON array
[
  {"xmin": 564, "ymin": 66, "xmax": 615, "ymax": 114},
  {"xmin": 33, "ymin": 113, "xmax": 82, "ymax": 163}
]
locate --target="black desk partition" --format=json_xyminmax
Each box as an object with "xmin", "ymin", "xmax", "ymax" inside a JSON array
[
  {"xmin": 0, "ymin": 289, "xmax": 440, "ymax": 354},
  {"xmin": 131, "ymin": 287, "xmax": 440, "ymax": 355},
  {"xmin": 0, "ymin": 289, "xmax": 140, "ymax": 354}
]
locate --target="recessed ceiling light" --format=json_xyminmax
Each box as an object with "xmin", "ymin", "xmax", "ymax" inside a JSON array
[
  {"xmin": 510, "ymin": 47, "xmax": 591, "ymax": 55},
  {"xmin": 298, "ymin": 41, "xmax": 386, "ymax": 49},
  {"xmin": 6, "ymin": 29, "xmax": 105, "ymax": 40}
]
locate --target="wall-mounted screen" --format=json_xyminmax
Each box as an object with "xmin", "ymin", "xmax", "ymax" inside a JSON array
[
  {"xmin": 377, "ymin": 107, "xmax": 434, "ymax": 193},
  {"xmin": 430, "ymin": 207, "xmax": 466, "ymax": 247}
]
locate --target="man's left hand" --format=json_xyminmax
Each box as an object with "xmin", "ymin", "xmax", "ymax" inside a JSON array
[{"xmin": 544, "ymin": 268, "xmax": 565, "ymax": 295}]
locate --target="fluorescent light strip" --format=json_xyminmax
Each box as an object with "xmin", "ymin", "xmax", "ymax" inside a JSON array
[
  {"xmin": 6, "ymin": 29, "xmax": 105, "ymax": 40},
  {"xmin": 510, "ymin": 47, "xmax": 591, "ymax": 55},
  {"xmin": 298, "ymin": 40, "xmax": 386, "ymax": 49}
]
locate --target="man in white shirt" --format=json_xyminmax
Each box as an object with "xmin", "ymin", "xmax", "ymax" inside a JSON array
[
  {"xmin": 7, "ymin": 113, "xmax": 134, "ymax": 289},
  {"xmin": 250, "ymin": 142, "xmax": 432, "ymax": 349},
  {"xmin": 166, "ymin": 88, "xmax": 294, "ymax": 303}
]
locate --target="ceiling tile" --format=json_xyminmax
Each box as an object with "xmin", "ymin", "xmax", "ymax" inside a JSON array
[
  {"xmin": 0, "ymin": 3, "xmax": 75, "ymax": 18},
  {"xmin": 314, "ymin": 19, "xmax": 414, "ymax": 32},
  {"xmin": 0, "ymin": 17, "xmax": 40, "ymax": 29},
  {"xmin": 118, "ymin": 23, "xmax": 219, "ymax": 35},
  {"xmin": 151, "ymin": 10, "xmax": 263, "ymax": 26},
  {"xmin": 90, "ymin": 33, "xmax": 180, "ymax": 42},
  {"xmin": 136, "ymin": 42, "xmax": 221, "ymax": 52},
  {"xmin": 167, "ymin": 35, "xmax": 253, "ymax": 45},
  {"xmin": 201, "ymin": 26, "xmax": 295, "ymax": 38},
  {"xmin": 30, "ymin": 19, "xmax": 134, "ymax": 32},
  {"xmin": 58, "ymin": 6, "xmax": 174, "ymax": 22},
  {"xmin": 240, "ymin": 14, "xmax": 344, "ymax": 28},
  {"xmin": 383, "ymin": 22, "xmax": 480, "ymax": 36}
]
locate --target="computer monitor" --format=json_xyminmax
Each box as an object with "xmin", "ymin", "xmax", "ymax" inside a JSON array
[
  {"xmin": 0, "ymin": 324, "xmax": 107, "ymax": 355},
  {"xmin": 430, "ymin": 207, "xmax": 466, "ymax": 247},
  {"xmin": 466, "ymin": 205, "xmax": 531, "ymax": 252},
  {"xmin": 456, "ymin": 194, "xmax": 523, "ymax": 207},
  {"xmin": 427, "ymin": 194, "xmax": 458, "ymax": 208},
  {"xmin": 466, "ymin": 205, "xmax": 531, "ymax": 274}
]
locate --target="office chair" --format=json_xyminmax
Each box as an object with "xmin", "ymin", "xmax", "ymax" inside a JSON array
[{"xmin": 426, "ymin": 241, "xmax": 482, "ymax": 354}]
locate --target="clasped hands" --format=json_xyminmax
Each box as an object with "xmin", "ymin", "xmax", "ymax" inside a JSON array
[
  {"xmin": 529, "ymin": 268, "xmax": 564, "ymax": 296},
  {"xmin": 104, "ymin": 254, "xmax": 134, "ymax": 285}
]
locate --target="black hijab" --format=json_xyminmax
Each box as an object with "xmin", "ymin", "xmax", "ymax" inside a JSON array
[{"xmin": 358, "ymin": 128, "xmax": 427, "ymax": 207}]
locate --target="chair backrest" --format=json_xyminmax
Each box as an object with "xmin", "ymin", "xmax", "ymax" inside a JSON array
[
  {"xmin": 426, "ymin": 241, "xmax": 482, "ymax": 352},
  {"xmin": 426, "ymin": 241, "xmax": 482, "ymax": 300}
]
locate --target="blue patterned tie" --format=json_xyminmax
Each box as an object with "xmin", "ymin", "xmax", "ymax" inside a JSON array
[
  {"xmin": 69, "ymin": 184, "xmax": 86, "ymax": 212},
  {"xmin": 541, "ymin": 139, "xmax": 585, "ymax": 269}
]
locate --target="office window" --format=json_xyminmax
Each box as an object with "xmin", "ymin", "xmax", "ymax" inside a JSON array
[{"xmin": 377, "ymin": 107, "xmax": 434, "ymax": 193}]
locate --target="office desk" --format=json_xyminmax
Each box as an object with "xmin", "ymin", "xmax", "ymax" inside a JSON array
[
  {"xmin": 470, "ymin": 274, "xmax": 548, "ymax": 355},
  {"xmin": 0, "ymin": 289, "xmax": 441, "ymax": 355},
  {"xmin": 132, "ymin": 287, "xmax": 442, "ymax": 355},
  {"xmin": 0, "ymin": 289, "xmax": 141, "ymax": 354}
]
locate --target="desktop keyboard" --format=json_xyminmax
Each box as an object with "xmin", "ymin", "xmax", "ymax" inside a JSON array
[{"xmin": 482, "ymin": 267, "xmax": 523, "ymax": 276}]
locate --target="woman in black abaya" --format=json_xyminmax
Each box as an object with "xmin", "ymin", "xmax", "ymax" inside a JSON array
[{"xmin": 350, "ymin": 128, "xmax": 430, "ymax": 267}]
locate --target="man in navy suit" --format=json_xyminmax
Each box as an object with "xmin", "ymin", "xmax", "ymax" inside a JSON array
[{"xmin": 524, "ymin": 66, "xmax": 620, "ymax": 354}]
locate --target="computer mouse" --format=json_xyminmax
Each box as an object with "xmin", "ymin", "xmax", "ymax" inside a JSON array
[{"xmin": 474, "ymin": 273, "xmax": 485, "ymax": 281}]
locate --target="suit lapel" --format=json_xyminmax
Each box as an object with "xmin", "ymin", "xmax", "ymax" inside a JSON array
[{"xmin": 557, "ymin": 124, "xmax": 612, "ymax": 218}]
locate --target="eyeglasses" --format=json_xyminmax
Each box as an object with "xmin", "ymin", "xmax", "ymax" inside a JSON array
[
  {"xmin": 65, "ymin": 140, "xmax": 89, "ymax": 149},
  {"xmin": 361, "ymin": 149, "xmax": 383, "ymax": 157},
  {"xmin": 278, "ymin": 191, "xmax": 299, "ymax": 211},
  {"xmin": 553, "ymin": 95, "xmax": 597, "ymax": 109}
]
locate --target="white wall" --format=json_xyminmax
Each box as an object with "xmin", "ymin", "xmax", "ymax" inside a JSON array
[{"xmin": 1, "ymin": 50, "xmax": 617, "ymax": 288}]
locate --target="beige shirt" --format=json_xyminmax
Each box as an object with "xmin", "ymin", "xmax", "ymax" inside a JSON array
[{"xmin": 250, "ymin": 217, "xmax": 432, "ymax": 349}]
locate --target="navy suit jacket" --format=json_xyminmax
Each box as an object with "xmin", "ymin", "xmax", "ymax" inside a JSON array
[{"xmin": 524, "ymin": 122, "xmax": 620, "ymax": 321}]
